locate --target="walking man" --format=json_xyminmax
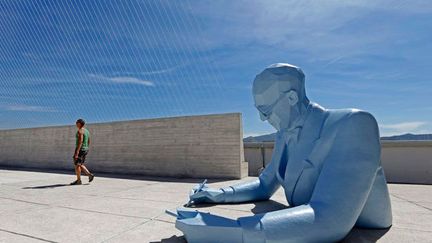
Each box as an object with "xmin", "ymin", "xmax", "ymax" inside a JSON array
[{"xmin": 71, "ymin": 118, "xmax": 94, "ymax": 185}]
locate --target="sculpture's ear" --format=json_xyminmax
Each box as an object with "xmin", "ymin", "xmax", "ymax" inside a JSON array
[{"xmin": 286, "ymin": 90, "xmax": 299, "ymax": 106}]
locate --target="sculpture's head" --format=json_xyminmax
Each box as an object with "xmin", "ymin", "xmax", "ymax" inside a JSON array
[{"xmin": 253, "ymin": 63, "xmax": 310, "ymax": 131}]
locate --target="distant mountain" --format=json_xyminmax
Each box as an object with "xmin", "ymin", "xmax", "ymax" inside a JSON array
[
  {"xmin": 381, "ymin": 133, "xmax": 432, "ymax": 141},
  {"xmin": 243, "ymin": 133, "xmax": 277, "ymax": 142},
  {"xmin": 244, "ymin": 132, "xmax": 432, "ymax": 142}
]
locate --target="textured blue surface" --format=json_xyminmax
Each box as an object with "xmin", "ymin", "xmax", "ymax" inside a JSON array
[{"xmin": 176, "ymin": 64, "xmax": 392, "ymax": 242}]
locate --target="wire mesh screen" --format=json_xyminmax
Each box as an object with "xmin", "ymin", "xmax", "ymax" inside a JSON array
[{"xmin": 0, "ymin": 0, "xmax": 229, "ymax": 129}]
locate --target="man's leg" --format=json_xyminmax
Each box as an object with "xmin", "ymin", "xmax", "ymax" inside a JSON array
[
  {"xmin": 80, "ymin": 164, "xmax": 91, "ymax": 175},
  {"xmin": 80, "ymin": 165, "xmax": 95, "ymax": 182},
  {"xmin": 78, "ymin": 151, "xmax": 94, "ymax": 182},
  {"xmin": 71, "ymin": 163, "xmax": 83, "ymax": 185},
  {"xmin": 75, "ymin": 164, "xmax": 82, "ymax": 181}
]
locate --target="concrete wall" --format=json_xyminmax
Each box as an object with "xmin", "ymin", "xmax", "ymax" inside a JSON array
[
  {"xmin": 0, "ymin": 113, "xmax": 247, "ymax": 179},
  {"xmin": 244, "ymin": 142, "xmax": 275, "ymax": 176},
  {"xmin": 244, "ymin": 141, "xmax": 432, "ymax": 184},
  {"xmin": 381, "ymin": 141, "xmax": 432, "ymax": 184}
]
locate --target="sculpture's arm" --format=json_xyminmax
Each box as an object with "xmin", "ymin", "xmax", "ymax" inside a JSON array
[
  {"xmin": 222, "ymin": 143, "xmax": 281, "ymax": 203},
  {"xmin": 190, "ymin": 134, "xmax": 282, "ymax": 204},
  {"xmin": 238, "ymin": 111, "xmax": 382, "ymax": 242}
]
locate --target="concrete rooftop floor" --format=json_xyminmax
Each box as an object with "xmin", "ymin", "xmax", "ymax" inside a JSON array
[{"xmin": 0, "ymin": 169, "xmax": 431, "ymax": 243}]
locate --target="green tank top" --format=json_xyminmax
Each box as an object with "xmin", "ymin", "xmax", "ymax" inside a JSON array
[{"xmin": 76, "ymin": 128, "xmax": 90, "ymax": 151}]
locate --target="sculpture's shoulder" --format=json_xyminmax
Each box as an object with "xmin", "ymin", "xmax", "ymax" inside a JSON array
[
  {"xmin": 326, "ymin": 108, "xmax": 378, "ymax": 129},
  {"xmin": 323, "ymin": 109, "xmax": 379, "ymax": 142}
]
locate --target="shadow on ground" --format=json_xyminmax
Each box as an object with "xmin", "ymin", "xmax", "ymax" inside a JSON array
[
  {"xmin": 341, "ymin": 227, "xmax": 391, "ymax": 242},
  {"xmin": 22, "ymin": 184, "xmax": 70, "ymax": 189},
  {"xmin": 186, "ymin": 199, "xmax": 289, "ymax": 211},
  {"xmin": 1, "ymin": 166, "xmax": 226, "ymax": 183},
  {"xmin": 22, "ymin": 183, "xmax": 90, "ymax": 189},
  {"xmin": 150, "ymin": 235, "xmax": 187, "ymax": 243}
]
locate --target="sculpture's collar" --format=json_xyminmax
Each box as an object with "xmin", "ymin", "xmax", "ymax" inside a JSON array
[
  {"xmin": 290, "ymin": 103, "xmax": 327, "ymax": 142},
  {"xmin": 281, "ymin": 103, "xmax": 317, "ymax": 133}
]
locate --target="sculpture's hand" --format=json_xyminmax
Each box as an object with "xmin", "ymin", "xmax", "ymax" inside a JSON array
[
  {"xmin": 189, "ymin": 184, "xmax": 225, "ymax": 204},
  {"xmin": 176, "ymin": 208, "xmax": 243, "ymax": 243}
]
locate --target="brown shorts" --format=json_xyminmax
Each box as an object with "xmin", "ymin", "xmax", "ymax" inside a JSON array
[{"xmin": 74, "ymin": 150, "xmax": 88, "ymax": 165}]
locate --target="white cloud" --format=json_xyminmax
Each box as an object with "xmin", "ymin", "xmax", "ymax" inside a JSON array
[
  {"xmin": 380, "ymin": 121, "xmax": 427, "ymax": 131},
  {"xmin": 89, "ymin": 74, "xmax": 155, "ymax": 86},
  {"xmin": 1, "ymin": 104, "xmax": 57, "ymax": 112},
  {"xmin": 379, "ymin": 121, "xmax": 428, "ymax": 136},
  {"xmin": 111, "ymin": 65, "xmax": 184, "ymax": 76}
]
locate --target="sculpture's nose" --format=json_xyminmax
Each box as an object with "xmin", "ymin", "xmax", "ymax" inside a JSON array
[{"xmin": 256, "ymin": 104, "xmax": 272, "ymax": 121}]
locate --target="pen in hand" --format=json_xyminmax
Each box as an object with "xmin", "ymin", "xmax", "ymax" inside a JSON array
[{"xmin": 185, "ymin": 179, "xmax": 207, "ymax": 207}]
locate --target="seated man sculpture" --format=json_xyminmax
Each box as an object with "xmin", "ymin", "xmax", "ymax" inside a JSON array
[{"xmin": 175, "ymin": 63, "xmax": 392, "ymax": 242}]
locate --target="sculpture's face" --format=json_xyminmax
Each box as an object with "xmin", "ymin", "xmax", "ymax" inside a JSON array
[
  {"xmin": 253, "ymin": 64, "xmax": 304, "ymax": 131},
  {"xmin": 253, "ymin": 82, "xmax": 292, "ymax": 131}
]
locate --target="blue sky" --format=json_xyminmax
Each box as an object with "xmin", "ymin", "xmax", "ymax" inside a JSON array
[{"xmin": 0, "ymin": 0, "xmax": 431, "ymax": 137}]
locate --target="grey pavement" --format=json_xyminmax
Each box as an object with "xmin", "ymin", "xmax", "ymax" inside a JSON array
[{"xmin": 0, "ymin": 169, "xmax": 431, "ymax": 243}]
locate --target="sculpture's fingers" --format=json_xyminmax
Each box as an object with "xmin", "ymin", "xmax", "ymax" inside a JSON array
[
  {"xmin": 176, "ymin": 208, "xmax": 200, "ymax": 219},
  {"xmin": 192, "ymin": 184, "xmax": 200, "ymax": 191},
  {"xmin": 189, "ymin": 190, "xmax": 210, "ymax": 202},
  {"xmin": 192, "ymin": 184, "xmax": 209, "ymax": 194}
]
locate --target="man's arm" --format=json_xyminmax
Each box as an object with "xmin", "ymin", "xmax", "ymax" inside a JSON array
[{"xmin": 74, "ymin": 130, "xmax": 84, "ymax": 158}]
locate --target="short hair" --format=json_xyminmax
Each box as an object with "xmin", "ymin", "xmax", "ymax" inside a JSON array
[
  {"xmin": 253, "ymin": 63, "xmax": 307, "ymax": 100},
  {"xmin": 76, "ymin": 119, "xmax": 86, "ymax": 126}
]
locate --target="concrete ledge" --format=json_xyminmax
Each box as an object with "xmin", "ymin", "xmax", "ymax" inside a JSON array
[
  {"xmin": 244, "ymin": 141, "xmax": 432, "ymax": 184},
  {"xmin": 381, "ymin": 140, "xmax": 432, "ymax": 147},
  {"xmin": 0, "ymin": 113, "xmax": 247, "ymax": 179}
]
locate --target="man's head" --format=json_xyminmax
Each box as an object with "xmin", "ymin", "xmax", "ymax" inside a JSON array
[
  {"xmin": 253, "ymin": 63, "xmax": 310, "ymax": 131},
  {"xmin": 76, "ymin": 119, "xmax": 85, "ymax": 129}
]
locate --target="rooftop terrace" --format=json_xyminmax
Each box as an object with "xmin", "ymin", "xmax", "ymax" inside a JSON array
[{"xmin": 1, "ymin": 169, "xmax": 431, "ymax": 242}]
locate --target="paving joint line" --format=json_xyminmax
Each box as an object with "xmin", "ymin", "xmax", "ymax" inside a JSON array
[
  {"xmin": 56, "ymin": 205, "xmax": 150, "ymax": 219},
  {"xmin": 0, "ymin": 196, "xmax": 49, "ymax": 206},
  {"xmin": 0, "ymin": 228, "xmax": 57, "ymax": 243},
  {"xmin": 100, "ymin": 195, "xmax": 183, "ymax": 204},
  {"xmin": 0, "ymin": 196, "xmax": 151, "ymax": 220},
  {"xmin": 393, "ymin": 226, "xmax": 432, "ymax": 233},
  {"xmin": 99, "ymin": 183, "xmax": 161, "ymax": 195},
  {"xmin": 391, "ymin": 194, "xmax": 432, "ymax": 212},
  {"xmin": 99, "ymin": 219, "xmax": 153, "ymax": 242},
  {"xmin": 100, "ymin": 210, "xmax": 177, "ymax": 242}
]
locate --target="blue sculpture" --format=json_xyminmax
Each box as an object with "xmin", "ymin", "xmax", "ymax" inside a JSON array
[{"xmin": 175, "ymin": 63, "xmax": 392, "ymax": 242}]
